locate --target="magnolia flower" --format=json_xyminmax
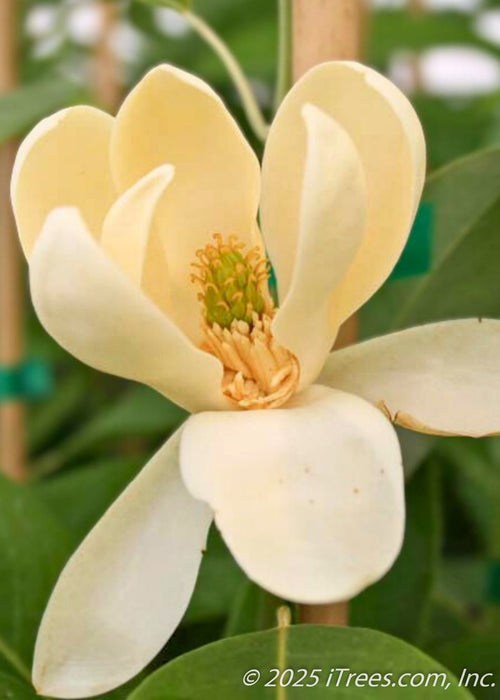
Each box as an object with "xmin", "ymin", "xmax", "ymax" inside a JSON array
[{"xmin": 11, "ymin": 62, "xmax": 500, "ymax": 698}]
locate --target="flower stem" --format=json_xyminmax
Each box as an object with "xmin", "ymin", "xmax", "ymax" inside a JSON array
[
  {"xmin": 274, "ymin": 0, "xmax": 293, "ymax": 112},
  {"xmin": 181, "ymin": 9, "xmax": 269, "ymax": 142}
]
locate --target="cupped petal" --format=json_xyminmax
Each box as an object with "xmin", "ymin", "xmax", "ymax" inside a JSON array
[
  {"xmin": 100, "ymin": 164, "xmax": 174, "ymax": 287},
  {"xmin": 110, "ymin": 65, "xmax": 261, "ymax": 342},
  {"xmin": 30, "ymin": 207, "xmax": 231, "ymax": 412},
  {"xmin": 33, "ymin": 431, "xmax": 212, "ymax": 699},
  {"xmin": 180, "ymin": 385, "xmax": 404, "ymax": 604},
  {"xmin": 261, "ymin": 61, "xmax": 426, "ymax": 325},
  {"xmin": 11, "ymin": 106, "xmax": 116, "ymax": 257},
  {"xmin": 100, "ymin": 165, "xmax": 175, "ymax": 314},
  {"xmin": 319, "ymin": 319, "xmax": 500, "ymax": 437},
  {"xmin": 272, "ymin": 104, "xmax": 366, "ymax": 388}
]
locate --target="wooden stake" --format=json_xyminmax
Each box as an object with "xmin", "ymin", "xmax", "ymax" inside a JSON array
[
  {"xmin": 293, "ymin": 0, "xmax": 365, "ymax": 352},
  {"xmin": 93, "ymin": 1, "xmax": 122, "ymax": 112},
  {"xmin": 299, "ymin": 601, "xmax": 349, "ymax": 626},
  {"xmin": 0, "ymin": 0, "xmax": 26, "ymax": 482},
  {"xmin": 292, "ymin": 0, "xmax": 367, "ymax": 625},
  {"xmin": 292, "ymin": 0, "xmax": 366, "ymax": 80}
]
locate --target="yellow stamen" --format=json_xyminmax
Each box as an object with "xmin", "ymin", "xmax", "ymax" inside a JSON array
[{"xmin": 192, "ymin": 234, "xmax": 299, "ymax": 410}]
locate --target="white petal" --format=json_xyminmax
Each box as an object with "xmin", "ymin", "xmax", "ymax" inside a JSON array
[
  {"xmin": 319, "ymin": 319, "xmax": 500, "ymax": 437},
  {"xmin": 110, "ymin": 65, "xmax": 261, "ymax": 342},
  {"xmin": 261, "ymin": 61, "xmax": 426, "ymax": 324},
  {"xmin": 29, "ymin": 207, "xmax": 230, "ymax": 412},
  {"xmin": 33, "ymin": 432, "xmax": 212, "ymax": 699},
  {"xmin": 272, "ymin": 104, "xmax": 366, "ymax": 388},
  {"xmin": 180, "ymin": 385, "xmax": 404, "ymax": 604},
  {"xmin": 11, "ymin": 106, "xmax": 116, "ymax": 257},
  {"xmin": 100, "ymin": 165, "xmax": 175, "ymax": 314},
  {"xmin": 100, "ymin": 164, "xmax": 174, "ymax": 287}
]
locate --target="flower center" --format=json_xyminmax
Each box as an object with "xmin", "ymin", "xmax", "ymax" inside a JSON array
[{"xmin": 191, "ymin": 233, "xmax": 299, "ymax": 409}]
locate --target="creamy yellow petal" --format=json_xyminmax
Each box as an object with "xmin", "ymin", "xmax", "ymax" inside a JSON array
[
  {"xmin": 180, "ymin": 385, "xmax": 404, "ymax": 604},
  {"xmin": 319, "ymin": 319, "xmax": 500, "ymax": 437},
  {"xmin": 101, "ymin": 164, "xmax": 174, "ymax": 285},
  {"xmin": 272, "ymin": 104, "xmax": 366, "ymax": 389},
  {"xmin": 11, "ymin": 106, "xmax": 116, "ymax": 257},
  {"xmin": 33, "ymin": 432, "xmax": 212, "ymax": 699},
  {"xmin": 261, "ymin": 61, "xmax": 426, "ymax": 324},
  {"xmin": 110, "ymin": 65, "xmax": 261, "ymax": 342},
  {"xmin": 29, "ymin": 207, "xmax": 231, "ymax": 412}
]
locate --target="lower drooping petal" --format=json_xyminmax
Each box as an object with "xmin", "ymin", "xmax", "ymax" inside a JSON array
[
  {"xmin": 33, "ymin": 432, "xmax": 212, "ymax": 699},
  {"xmin": 180, "ymin": 385, "xmax": 404, "ymax": 604},
  {"xmin": 29, "ymin": 207, "xmax": 230, "ymax": 413},
  {"xmin": 319, "ymin": 318, "xmax": 500, "ymax": 438}
]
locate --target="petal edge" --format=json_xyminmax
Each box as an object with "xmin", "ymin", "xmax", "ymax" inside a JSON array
[
  {"xmin": 180, "ymin": 385, "xmax": 404, "ymax": 604},
  {"xmin": 33, "ymin": 432, "xmax": 212, "ymax": 698}
]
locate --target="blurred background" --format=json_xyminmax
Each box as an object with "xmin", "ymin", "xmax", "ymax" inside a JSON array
[
  {"xmin": 16, "ymin": 0, "xmax": 500, "ymax": 166},
  {"xmin": 1, "ymin": 1, "xmax": 500, "ymax": 698}
]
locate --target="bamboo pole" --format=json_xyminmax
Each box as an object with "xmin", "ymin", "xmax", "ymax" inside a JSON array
[
  {"xmin": 0, "ymin": 0, "xmax": 26, "ymax": 482},
  {"xmin": 292, "ymin": 0, "xmax": 367, "ymax": 626},
  {"xmin": 93, "ymin": 1, "xmax": 122, "ymax": 112}
]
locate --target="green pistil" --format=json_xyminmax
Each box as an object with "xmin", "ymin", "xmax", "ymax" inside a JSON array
[{"xmin": 195, "ymin": 238, "xmax": 268, "ymax": 329}]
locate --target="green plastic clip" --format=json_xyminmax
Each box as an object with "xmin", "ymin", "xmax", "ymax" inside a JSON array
[
  {"xmin": 0, "ymin": 360, "xmax": 53, "ymax": 403},
  {"xmin": 390, "ymin": 202, "xmax": 433, "ymax": 280}
]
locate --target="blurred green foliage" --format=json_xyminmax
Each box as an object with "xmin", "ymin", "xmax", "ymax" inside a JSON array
[{"xmin": 1, "ymin": 0, "xmax": 500, "ymax": 698}]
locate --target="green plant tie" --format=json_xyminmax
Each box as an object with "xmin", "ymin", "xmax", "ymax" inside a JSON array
[
  {"xmin": 0, "ymin": 360, "xmax": 53, "ymax": 403},
  {"xmin": 391, "ymin": 202, "xmax": 433, "ymax": 280}
]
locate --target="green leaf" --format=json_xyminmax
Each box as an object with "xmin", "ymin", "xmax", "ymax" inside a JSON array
[
  {"xmin": 184, "ymin": 528, "xmax": 246, "ymax": 625},
  {"xmin": 362, "ymin": 147, "xmax": 500, "ymax": 337},
  {"xmin": 439, "ymin": 438, "xmax": 500, "ymax": 557},
  {"xmin": 412, "ymin": 94, "xmax": 500, "ymax": 172},
  {"xmin": 0, "ymin": 79, "xmax": 83, "ymax": 145},
  {"xmin": 33, "ymin": 385, "xmax": 187, "ymax": 476},
  {"xmin": 0, "ymin": 476, "xmax": 72, "ymax": 678},
  {"xmin": 437, "ymin": 558, "xmax": 489, "ymax": 609},
  {"xmin": 422, "ymin": 598, "xmax": 472, "ymax": 651},
  {"xmin": 431, "ymin": 635, "xmax": 500, "ymax": 700},
  {"xmin": 35, "ymin": 456, "xmax": 143, "ymax": 545},
  {"xmin": 0, "ymin": 672, "xmax": 37, "ymax": 699},
  {"xmin": 351, "ymin": 462, "xmax": 442, "ymax": 644},
  {"xmin": 27, "ymin": 372, "xmax": 88, "ymax": 455},
  {"xmin": 129, "ymin": 626, "xmax": 473, "ymax": 699}
]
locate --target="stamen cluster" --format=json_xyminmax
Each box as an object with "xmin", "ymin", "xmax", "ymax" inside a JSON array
[
  {"xmin": 204, "ymin": 314, "xmax": 299, "ymax": 409},
  {"xmin": 192, "ymin": 234, "xmax": 299, "ymax": 410},
  {"xmin": 191, "ymin": 233, "xmax": 272, "ymax": 328}
]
